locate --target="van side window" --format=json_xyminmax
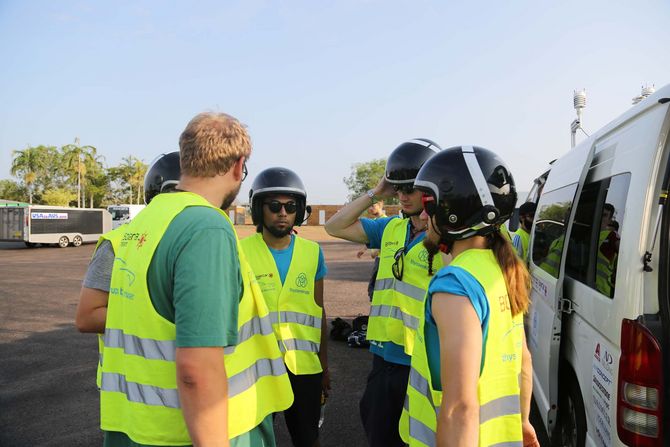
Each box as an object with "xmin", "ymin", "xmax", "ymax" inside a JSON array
[
  {"xmin": 566, "ymin": 174, "xmax": 630, "ymax": 298},
  {"xmin": 532, "ymin": 184, "xmax": 577, "ymax": 277}
]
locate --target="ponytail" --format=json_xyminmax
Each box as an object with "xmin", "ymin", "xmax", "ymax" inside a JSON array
[{"xmin": 488, "ymin": 231, "xmax": 530, "ymax": 316}]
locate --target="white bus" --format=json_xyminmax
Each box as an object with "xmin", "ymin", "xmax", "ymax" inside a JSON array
[{"xmin": 107, "ymin": 204, "xmax": 145, "ymax": 229}]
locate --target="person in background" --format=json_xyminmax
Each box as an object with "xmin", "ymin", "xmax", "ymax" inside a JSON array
[{"xmin": 512, "ymin": 201, "xmax": 537, "ymax": 261}]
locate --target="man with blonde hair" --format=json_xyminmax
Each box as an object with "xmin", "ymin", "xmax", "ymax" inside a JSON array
[{"xmin": 89, "ymin": 112, "xmax": 293, "ymax": 447}]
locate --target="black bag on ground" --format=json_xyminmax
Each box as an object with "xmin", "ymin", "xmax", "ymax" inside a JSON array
[
  {"xmin": 352, "ymin": 315, "xmax": 368, "ymax": 332},
  {"xmin": 330, "ymin": 317, "xmax": 353, "ymax": 341}
]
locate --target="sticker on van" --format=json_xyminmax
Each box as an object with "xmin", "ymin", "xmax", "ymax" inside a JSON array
[{"xmin": 592, "ymin": 341, "xmax": 615, "ymax": 447}]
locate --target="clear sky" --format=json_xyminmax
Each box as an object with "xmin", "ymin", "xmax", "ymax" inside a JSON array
[{"xmin": 1, "ymin": 0, "xmax": 669, "ymax": 204}]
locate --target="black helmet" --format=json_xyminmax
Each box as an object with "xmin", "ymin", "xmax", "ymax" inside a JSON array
[
  {"xmin": 144, "ymin": 151, "xmax": 180, "ymax": 204},
  {"xmin": 385, "ymin": 138, "xmax": 441, "ymax": 185},
  {"xmin": 249, "ymin": 167, "xmax": 310, "ymax": 227},
  {"xmin": 414, "ymin": 146, "xmax": 517, "ymax": 240}
]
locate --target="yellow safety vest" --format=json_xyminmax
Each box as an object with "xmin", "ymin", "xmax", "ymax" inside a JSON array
[
  {"xmin": 100, "ymin": 192, "xmax": 293, "ymax": 444},
  {"xmin": 368, "ymin": 218, "xmax": 442, "ymax": 356},
  {"xmin": 400, "ymin": 249, "xmax": 523, "ymax": 447},
  {"xmin": 92, "ymin": 227, "xmax": 127, "ymax": 389},
  {"xmin": 514, "ymin": 228, "xmax": 530, "ymax": 261},
  {"xmin": 240, "ymin": 233, "xmax": 323, "ymax": 375},
  {"xmin": 596, "ymin": 230, "xmax": 616, "ymax": 297},
  {"xmin": 540, "ymin": 235, "xmax": 564, "ymax": 277}
]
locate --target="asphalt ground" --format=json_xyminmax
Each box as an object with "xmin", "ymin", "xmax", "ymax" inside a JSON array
[{"xmin": 0, "ymin": 226, "xmax": 549, "ymax": 447}]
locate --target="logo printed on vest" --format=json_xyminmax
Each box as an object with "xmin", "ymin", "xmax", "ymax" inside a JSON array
[
  {"xmin": 417, "ymin": 249, "xmax": 429, "ymax": 263},
  {"xmin": 385, "ymin": 240, "xmax": 400, "ymax": 247},
  {"xmin": 136, "ymin": 232, "xmax": 148, "ymax": 249},
  {"xmin": 295, "ymin": 273, "xmax": 308, "ymax": 288}
]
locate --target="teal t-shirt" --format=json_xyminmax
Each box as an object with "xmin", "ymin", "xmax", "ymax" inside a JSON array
[
  {"xmin": 103, "ymin": 206, "xmax": 273, "ymax": 447},
  {"xmin": 424, "ymin": 265, "xmax": 489, "ymax": 391}
]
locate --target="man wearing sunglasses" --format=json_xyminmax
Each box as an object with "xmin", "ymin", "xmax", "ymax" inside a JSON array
[
  {"xmin": 241, "ymin": 167, "xmax": 329, "ymax": 447},
  {"xmin": 325, "ymin": 139, "xmax": 443, "ymax": 447}
]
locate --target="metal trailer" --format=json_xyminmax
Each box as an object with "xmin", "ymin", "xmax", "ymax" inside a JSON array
[{"xmin": 0, "ymin": 205, "xmax": 112, "ymax": 248}]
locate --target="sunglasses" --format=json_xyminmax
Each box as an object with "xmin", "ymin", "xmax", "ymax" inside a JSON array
[
  {"xmin": 421, "ymin": 194, "xmax": 437, "ymax": 216},
  {"xmin": 392, "ymin": 246, "xmax": 406, "ymax": 281},
  {"xmin": 392, "ymin": 184, "xmax": 416, "ymax": 195},
  {"xmin": 264, "ymin": 200, "xmax": 297, "ymax": 214},
  {"xmin": 242, "ymin": 161, "xmax": 248, "ymax": 182}
]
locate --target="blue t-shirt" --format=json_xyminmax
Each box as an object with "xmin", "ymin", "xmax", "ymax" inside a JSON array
[
  {"xmin": 360, "ymin": 216, "xmax": 427, "ymax": 366},
  {"xmin": 267, "ymin": 234, "xmax": 327, "ymax": 283},
  {"xmin": 424, "ymin": 266, "xmax": 489, "ymax": 390}
]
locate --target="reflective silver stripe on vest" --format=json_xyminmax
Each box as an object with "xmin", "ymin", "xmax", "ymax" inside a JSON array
[
  {"xmin": 101, "ymin": 372, "xmax": 180, "ymax": 409},
  {"xmin": 278, "ymin": 338, "xmax": 320, "ymax": 353},
  {"xmin": 272, "ymin": 311, "xmax": 322, "ymax": 329},
  {"xmin": 479, "ymin": 394, "xmax": 521, "ymax": 424},
  {"xmin": 375, "ymin": 277, "xmax": 426, "ymax": 302},
  {"xmin": 224, "ymin": 314, "xmax": 275, "ymax": 356},
  {"xmin": 489, "ymin": 442, "xmax": 522, "ymax": 447},
  {"xmin": 409, "ymin": 367, "xmax": 439, "ymax": 411},
  {"xmin": 409, "ymin": 416, "xmax": 436, "ymax": 447},
  {"xmin": 104, "ymin": 328, "xmax": 176, "ymax": 362},
  {"xmin": 227, "ymin": 356, "xmax": 287, "ymax": 398},
  {"xmin": 370, "ymin": 304, "xmax": 420, "ymax": 331}
]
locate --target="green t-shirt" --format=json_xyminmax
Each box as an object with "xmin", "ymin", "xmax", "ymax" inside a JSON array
[{"xmin": 102, "ymin": 206, "xmax": 274, "ymax": 447}]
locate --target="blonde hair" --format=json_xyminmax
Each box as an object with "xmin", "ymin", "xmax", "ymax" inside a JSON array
[
  {"xmin": 488, "ymin": 231, "xmax": 530, "ymax": 316},
  {"xmin": 179, "ymin": 112, "xmax": 251, "ymax": 177}
]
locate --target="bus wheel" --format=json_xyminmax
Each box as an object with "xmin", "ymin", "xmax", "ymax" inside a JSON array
[
  {"xmin": 72, "ymin": 235, "xmax": 83, "ymax": 247},
  {"xmin": 58, "ymin": 236, "xmax": 70, "ymax": 248},
  {"xmin": 553, "ymin": 376, "xmax": 586, "ymax": 447}
]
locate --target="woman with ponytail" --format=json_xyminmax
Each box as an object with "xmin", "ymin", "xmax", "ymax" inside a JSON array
[{"xmin": 399, "ymin": 146, "xmax": 539, "ymax": 447}]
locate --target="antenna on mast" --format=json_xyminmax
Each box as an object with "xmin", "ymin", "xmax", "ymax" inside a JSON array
[{"xmin": 571, "ymin": 89, "xmax": 587, "ymax": 148}]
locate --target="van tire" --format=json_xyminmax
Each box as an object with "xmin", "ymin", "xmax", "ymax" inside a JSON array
[
  {"xmin": 25, "ymin": 242, "xmax": 36, "ymax": 248},
  {"xmin": 58, "ymin": 236, "xmax": 69, "ymax": 248},
  {"xmin": 553, "ymin": 375, "xmax": 587, "ymax": 447},
  {"xmin": 72, "ymin": 235, "xmax": 83, "ymax": 247}
]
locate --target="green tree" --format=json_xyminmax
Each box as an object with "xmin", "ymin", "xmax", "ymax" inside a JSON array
[
  {"xmin": 10, "ymin": 146, "xmax": 50, "ymax": 203},
  {"xmin": 42, "ymin": 188, "xmax": 77, "ymax": 206},
  {"xmin": 343, "ymin": 158, "xmax": 397, "ymax": 203},
  {"xmin": 0, "ymin": 179, "xmax": 28, "ymax": 202}
]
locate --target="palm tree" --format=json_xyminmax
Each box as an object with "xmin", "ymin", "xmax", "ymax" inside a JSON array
[
  {"xmin": 131, "ymin": 159, "xmax": 148, "ymax": 204},
  {"xmin": 10, "ymin": 146, "xmax": 48, "ymax": 203},
  {"xmin": 62, "ymin": 139, "xmax": 99, "ymax": 207}
]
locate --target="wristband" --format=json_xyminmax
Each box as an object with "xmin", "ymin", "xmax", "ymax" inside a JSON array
[{"xmin": 366, "ymin": 189, "xmax": 377, "ymax": 204}]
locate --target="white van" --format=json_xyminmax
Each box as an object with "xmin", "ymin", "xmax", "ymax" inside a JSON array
[
  {"xmin": 107, "ymin": 204, "xmax": 145, "ymax": 229},
  {"xmin": 527, "ymin": 85, "xmax": 669, "ymax": 446}
]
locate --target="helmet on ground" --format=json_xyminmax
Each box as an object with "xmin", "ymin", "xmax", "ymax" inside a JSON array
[
  {"xmin": 385, "ymin": 139, "xmax": 441, "ymax": 185},
  {"xmin": 414, "ymin": 146, "xmax": 517, "ymax": 240},
  {"xmin": 144, "ymin": 151, "xmax": 180, "ymax": 204},
  {"xmin": 249, "ymin": 167, "xmax": 310, "ymax": 226}
]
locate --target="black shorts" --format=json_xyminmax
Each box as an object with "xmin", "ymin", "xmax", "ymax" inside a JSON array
[
  {"xmin": 359, "ymin": 354, "xmax": 410, "ymax": 447},
  {"xmin": 284, "ymin": 369, "xmax": 323, "ymax": 447}
]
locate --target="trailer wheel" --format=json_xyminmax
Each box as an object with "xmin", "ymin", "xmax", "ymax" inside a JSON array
[
  {"xmin": 72, "ymin": 235, "xmax": 83, "ymax": 247},
  {"xmin": 58, "ymin": 236, "xmax": 70, "ymax": 248}
]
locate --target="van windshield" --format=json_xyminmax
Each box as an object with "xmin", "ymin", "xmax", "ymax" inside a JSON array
[{"xmin": 108, "ymin": 207, "xmax": 130, "ymax": 221}]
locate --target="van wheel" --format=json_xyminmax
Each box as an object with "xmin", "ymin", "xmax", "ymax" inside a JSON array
[
  {"xmin": 72, "ymin": 235, "xmax": 83, "ymax": 247},
  {"xmin": 58, "ymin": 236, "xmax": 69, "ymax": 248},
  {"xmin": 25, "ymin": 242, "xmax": 37, "ymax": 248},
  {"xmin": 553, "ymin": 376, "xmax": 587, "ymax": 447}
]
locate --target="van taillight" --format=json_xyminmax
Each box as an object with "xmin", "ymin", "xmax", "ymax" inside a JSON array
[{"xmin": 617, "ymin": 318, "xmax": 663, "ymax": 446}]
